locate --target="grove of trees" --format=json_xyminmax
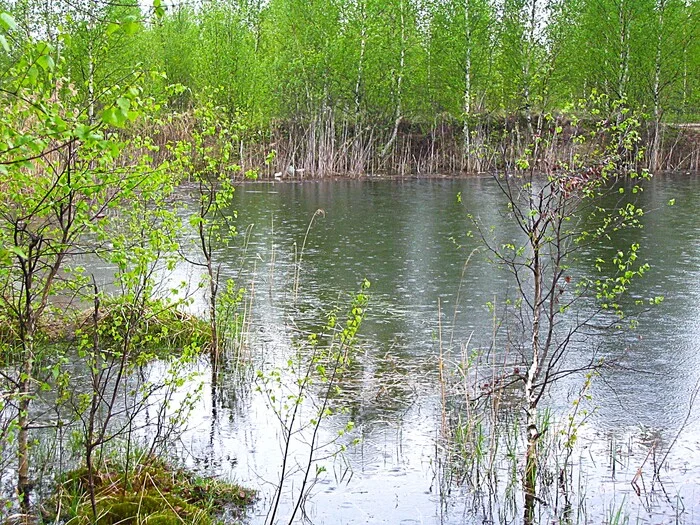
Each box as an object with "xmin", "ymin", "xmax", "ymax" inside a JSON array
[
  {"xmin": 0, "ymin": 1, "xmax": 696, "ymax": 523},
  {"xmin": 2, "ymin": 0, "xmax": 698, "ymax": 175}
]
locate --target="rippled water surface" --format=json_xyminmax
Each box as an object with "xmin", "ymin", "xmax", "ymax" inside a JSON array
[{"xmin": 170, "ymin": 175, "xmax": 700, "ymax": 524}]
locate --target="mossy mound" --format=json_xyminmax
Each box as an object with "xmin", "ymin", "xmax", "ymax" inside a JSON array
[
  {"xmin": 47, "ymin": 456, "xmax": 255, "ymax": 525},
  {"xmin": 66, "ymin": 493, "xmax": 211, "ymax": 525},
  {"xmin": 1, "ymin": 296, "xmax": 210, "ymax": 362}
]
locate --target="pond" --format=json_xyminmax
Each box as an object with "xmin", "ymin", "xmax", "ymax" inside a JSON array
[{"xmin": 157, "ymin": 174, "xmax": 700, "ymax": 524}]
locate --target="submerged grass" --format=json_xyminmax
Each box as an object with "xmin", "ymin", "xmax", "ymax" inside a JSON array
[
  {"xmin": 434, "ymin": 313, "xmax": 629, "ymax": 524},
  {"xmin": 46, "ymin": 455, "xmax": 255, "ymax": 525}
]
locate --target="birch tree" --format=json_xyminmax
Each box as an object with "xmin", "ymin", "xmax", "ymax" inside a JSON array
[
  {"xmin": 472, "ymin": 100, "xmax": 654, "ymax": 524},
  {"xmin": 428, "ymin": 0, "xmax": 494, "ymax": 169}
]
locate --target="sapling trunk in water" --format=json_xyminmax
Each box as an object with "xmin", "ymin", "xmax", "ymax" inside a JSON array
[
  {"xmin": 470, "ymin": 98, "xmax": 654, "ymax": 522},
  {"xmin": 85, "ymin": 280, "xmax": 101, "ymax": 518},
  {"xmin": 523, "ymin": 212, "xmax": 543, "ymax": 525},
  {"xmin": 17, "ymin": 329, "xmax": 33, "ymax": 512},
  {"xmin": 16, "ymin": 257, "xmax": 36, "ymax": 510},
  {"xmin": 171, "ymin": 97, "xmax": 244, "ymax": 380},
  {"xmin": 198, "ymin": 191, "xmax": 221, "ymax": 372}
]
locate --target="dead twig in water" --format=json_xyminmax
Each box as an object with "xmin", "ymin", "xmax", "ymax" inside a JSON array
[{"xmin": 631, "ymin": 438, "xmax": 657, "ymax": 497}]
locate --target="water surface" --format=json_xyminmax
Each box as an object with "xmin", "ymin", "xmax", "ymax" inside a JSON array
[{"xmin": 178, "ymin": 175, "xmax": 700, "ymax": 524}]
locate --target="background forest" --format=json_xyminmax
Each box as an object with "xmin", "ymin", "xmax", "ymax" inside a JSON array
[{"xmin": 2, "ymin": 0, "xmax": 699, "ymax": 176}]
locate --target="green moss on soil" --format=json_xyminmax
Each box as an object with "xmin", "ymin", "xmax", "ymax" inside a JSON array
[
  {"xmin": 76, "ymin": 297, "xmax": 210, "ymax": 356},
  {"xmin": 48, "ymin": 456, "xmax": 255, "ymax": 525},
  {"xmin": 1, "ymin": 296, "xmax": 210, "ymax": 364}
]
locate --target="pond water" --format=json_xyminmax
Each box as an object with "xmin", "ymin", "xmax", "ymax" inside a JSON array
[{"xmin": 164, "ymin": 174, "xmax": 700, "ymax": 524}]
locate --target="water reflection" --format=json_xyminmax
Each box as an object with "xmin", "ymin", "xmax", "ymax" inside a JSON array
[{"xmin": 177, "ymin": 176, "xmax": 700, "ymax": 523}]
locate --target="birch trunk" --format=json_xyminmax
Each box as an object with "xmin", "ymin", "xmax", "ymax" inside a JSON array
[
  {"xmin": 524, "ymin": 0, "xmax": 537, "ymax": 137},
  {"xmin": 17, "ymin": 333, "xmax": 33, "ymax": 512},
  {"xmin": 380, "ymin": 0, "xmax": 405, "ymax": 162},
  {"xmin": 463, "ymin": 0, "xmax": 472, "ymax": 172},
  {"xmin": 651, "ymin": 0, "xmax": 666, "ymax": 171},
  {"xmin": 618, "ymin": 0, "xmax": 630, "ymax": 98},
  {"xmin": 353, "ymin": 2, "xmax": 367, "ymax": 174},
  {"xmin": 523, "ymin": 210, "xmax": 542, "ymax": 525}
]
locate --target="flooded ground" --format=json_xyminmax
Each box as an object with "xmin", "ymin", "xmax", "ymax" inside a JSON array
[{"xmin": 91, "ymin": 174, "xmax": 700, "ymax": 523}]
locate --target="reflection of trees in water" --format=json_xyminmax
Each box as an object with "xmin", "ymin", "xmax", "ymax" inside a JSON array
[
  {"xmin": 333, "ymin": 337, "xmax": 436, "ymax": 426},
  {"xmin": 172, "ymin": 178, "xmax": 700, "ymax": 523}
]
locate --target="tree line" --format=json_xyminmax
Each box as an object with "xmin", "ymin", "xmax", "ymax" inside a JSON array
[{"xmin": 3, "ymin": 0, "xmax": 699, "ymax": 174}]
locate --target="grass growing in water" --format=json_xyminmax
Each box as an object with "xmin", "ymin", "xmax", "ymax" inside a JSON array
[
  {"xmin": 76, "ymin": 296, "xmax": 211, "ymax": 357},
  {"xmin": 0, "ymin": 296, "xmax": 212, "ymax": 364}
]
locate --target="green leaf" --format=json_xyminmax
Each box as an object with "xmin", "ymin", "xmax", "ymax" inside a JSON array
[
  {"xmin": 123, "ymin": 20, "xmax": 140, "ymax": 35},
  {"xmin": 0, "ymin": 12, "xmax": 17, "ymax": 31},
  {"xmin": 101, "ymin": 107, "xmax": 125, "ymax": 127},
  {"xmin": 10, "ymin": 246, "xmax": 27, "ymax": 260},
  {"xmin": 116, "ymin": 97, "xmax": 131, "ymax": 112},
  {"xmin": 35, "ymin": 41, "xmax": 52, "ymax": 55},
  {"xmin": 0, "ymin": 34, "xmax": 8, "ymax": 53},
  {"xmin": 36, "ymin": 54, "xmax": 55, "ymax": 71},
  {"xmin": 75, "ymin": 124, "xmax": 92, "ymax": 140},
  {"xmin": 25, "ymin": 65, "xmax": 38, "ymax": 85}
]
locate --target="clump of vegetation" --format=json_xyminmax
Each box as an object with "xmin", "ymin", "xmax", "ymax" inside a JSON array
[
  {"xmin": 46, "ymin": 455, "xmax": 255, "ymax": 525},
  {"xmin": 0, "ymin": 297, "xmax": 210, "ymax": 366},
  {"xmin": 75, "ymin": 296, "xmax": 211, "ymax": 358}
]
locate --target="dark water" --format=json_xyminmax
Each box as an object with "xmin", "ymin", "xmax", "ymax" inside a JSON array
[{"xmin": 173, "ymin": 175, "xmax": 700, "ymax": 524}]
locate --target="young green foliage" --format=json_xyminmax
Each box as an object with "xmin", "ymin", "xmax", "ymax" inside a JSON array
[
  {"xmin": 258, "ymin": 278, "xmax": 370, "ymax": 525},
  {"xmin": 0, "ymin": 12, "xmax": 185, "ymax": 512}
]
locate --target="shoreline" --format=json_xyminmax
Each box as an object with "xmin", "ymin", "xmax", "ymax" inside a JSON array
[{"xmin": 230, "ymin": 168, "xmax": 700, "ymax": 184}]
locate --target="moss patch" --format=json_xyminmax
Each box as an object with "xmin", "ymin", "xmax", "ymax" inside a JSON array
[
  {"xmin": 1, "ymin": 296, "xmax": 210, "ymax": 361},
  {"xmin": 66, "ymin": 494, "xmax": 210, "ymax": 525},
  {"xmin": 47, "ymin": 456, "xmax": 255, "ymax": 525}
]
